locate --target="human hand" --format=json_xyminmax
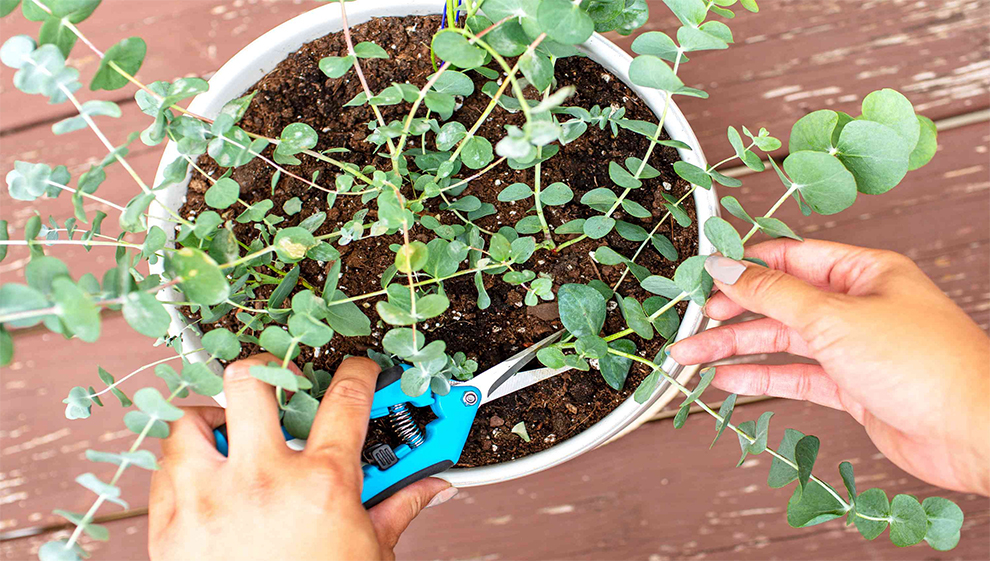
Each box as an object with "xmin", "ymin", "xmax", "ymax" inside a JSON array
[
  {"xmin": 148, "ymin": 354, "xmax": 455, "ymax": 561},
  {"xmin": 669, "ymin": 239, "xmax": 990, "ymax": 496}
]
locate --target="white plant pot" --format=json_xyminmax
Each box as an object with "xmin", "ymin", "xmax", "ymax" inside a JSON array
[{"xmin": 151, "ymin": 0, "xmax": 718, "ymax": 489}]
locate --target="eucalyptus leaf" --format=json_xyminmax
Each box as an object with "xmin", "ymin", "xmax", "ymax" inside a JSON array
[
  {"xmin": 599, "ymin": 339, "xmax": 636, "ymax": 390},
  {"xmin": 557, "ymin": 284, "xmax": 606, "ymax": 338}
]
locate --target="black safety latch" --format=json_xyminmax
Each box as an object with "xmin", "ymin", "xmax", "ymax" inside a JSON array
[{"xmin": 364, "ymin": 443, "xmax": 399, "ymax": 470}]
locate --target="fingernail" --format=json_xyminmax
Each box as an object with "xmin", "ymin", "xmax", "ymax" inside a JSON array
[
  {"xmin": 426, "ymin": 486, "xmax": 458, "ymax": 508},
  {"xmin": 704, "ymin": 255, "xmax": 746, "ymax": 285}
]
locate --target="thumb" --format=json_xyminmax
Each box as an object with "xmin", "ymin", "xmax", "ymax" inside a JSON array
[
  {"xmin": 704, "ymin": 255, "xmax": 837, "ymax": 334},
  {"xmin": 368, "ymin": 478, "xmax": 456, "ymax": 553}
]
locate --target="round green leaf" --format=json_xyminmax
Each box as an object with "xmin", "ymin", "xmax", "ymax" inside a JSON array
[
  {"xmin": 783, "ymin": 151, "xmax": 857, "ymax": 215},
  {"xmin": 205, "ymin": 177, "xmax": 240, "ymax": 209},
  {"xmin": 165, "ymin": 247, "xmax": 230, "ymax": 307},
  {"xmin": 0, "ymin": 283, "xmax": 51, "ymax": 328},
  {"xmin": 538, "ymin": 0, "xmax": 594, "ymax": 45},
  {"xmin": 609, "ymin": 161, "xmax": 642, "ymax": 189},
  {"xmin": 180, "ymin": 362, "xmax": 223, "ymax": 396},
  {"xmin": 90, "ymin": 37, "xmax": 146, "ymax": 91},
  {"xmin": 498, "ymin": 182, "xmax": 533, "ymax": 202},
  {"xmin": 860, "ymin": 88, "xmax": 920, "ymax": 149},
  {"xmin": 202, "ymin": 328, "xmax": 240, "ymax": 361},
  {"xmin": 288, "ymin": 313, "xmax": 333, "ymax": 346},
  {"xmin": 52, "ymin": 277, "xmax": 100, "ymax": 342},
  {"xmin": 835, "ymin": 120, "xmax": 910, "ymax": 195},
  {"xmin": 583, "ymin": 215, "xmax": 615, "ymax": 239},
  {"xmin": 557, "ymin": 283, "xmax": 606, "ymax": 338},
  {"xmin": 353, "ymin": 41, "xmax": 389, "ymax": 59},
  {"xmin": 460, "ymin": 136, "xmax": 494, "ymax": 170},
  {"xmin": 599, "ymin": 339, "xmax": 636, "ymax": 390},
  {"xmin": 432, "ymin": 70, "xmax": 474, "ymax": 96},
  {"xmin": 540, "ymin": 182, "xmax": 573, "ymax": 205},
  {"xmin": 788, "ymin": 110, "xmax": 838, "ymax": 153},
  {"xmin": 432, "ymin": 30, "xmax": 486, "ymax": 69},
  {"xmin": 273, "ymin": 227, "xmax": 316, "ymax": 263},
  {"xmin": 908, "ymin": 115, "xmax": 937, "ymax": 171},
  {"xmin": 628, "ymin": 55, "xmax": 684, "ymax": 92},
  {"xmin": 481, "ymin": 0, "xmax": 539, "ymax": 22},
  {"xmin": 250, "ymin": 365, "xmax": 302, "ymax": 391},
  {"xmin": 121, "ymin": 290, "xmax": 170, "ymax": 338},
  {"xmin": 383, "ymin": 327, "xmax": 425, "ymax": 358},
  {"xmin": 319, "ymin": 55, "xmax": 355, "ymax": 79},
  {"xmin": 921, "ymin": 497, "xmax": 964, "ymax": 551},
  {"xmin": 1, "ymin": 35, "xmax": 36, "ymax": 69},
  {"xmin": 283, "ymin": 391, "xmax": 319, "ymax": 439},
  {"xmin": 395, "ymin": 241, "xmax": 429, "ymax": 273},
  {"xmin": 133, "ymin": 387, "xmax": 184, "ymax": 421},
  {"xmin": 889, "ymin": 494, "xmax": 928, "ymax": 547},
  {"xmin": 673, "ymin": 161, "xmax": 712, "ymax": 189},
  {"xmin": 630, "ymin": 31, "xmax": 680, "ymax": 62},
  {"xmin": 416, "ymin": 294, "xmax": 449, "ymax": 319},
  {"xmin": 519, "ymin": 50, "xmax": 552, "ymax": 92},
  {"xmin": 853, "ymin": 488, "xmax": 891, "ymax": 540},
  {"xmin": 436, "ymin": 122, "xmax": 467, "ymax": 151},
  {"xmin": 703, "ymin": 217, "xmax": 743, "ymax": 260},
  {"xmin": 123, "ymin": 410, "xmax": 170, "ymax": 438}
]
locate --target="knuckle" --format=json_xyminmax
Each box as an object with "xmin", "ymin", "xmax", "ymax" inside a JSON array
[
  {"xmin": 770, "ymin": 322, "xmax": 792, "ymax": 353},
  {"xmin": 326, "ymin": 376, "xmax": 374, "ymax": 408},
  {"xmin": 800, "ymin": 295, "xmax": 851, "ymax": 354},
  {"xmin": 745, "ymin": 268, "xmax": 789, "ymax": 297}
]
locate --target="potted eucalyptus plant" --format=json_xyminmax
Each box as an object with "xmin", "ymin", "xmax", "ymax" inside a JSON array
[{"xmin": 0, "ymin": 0, "xmax": 960, "ymax": 559}]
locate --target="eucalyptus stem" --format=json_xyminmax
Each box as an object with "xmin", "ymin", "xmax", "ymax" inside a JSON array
[
  {"xmin": 89, "ymin": 351, "xmax": 201, "ymax": 399},
  {"xmin": 338, "ymin": 0, "xmax": 398, "ymax": 167},
  {"xmin": 63, "ymin": 384, "xmax": 186, "ymax": 553},
  {"xmin": 44, "ymin": 181, "xmax": 125, "ymax": 211},
  {"xmin": 741, "ymin": 182, "xmax": 799, "ymax": 244},
  {"xmin": 445, "ymin": 32, "xmax": 544, "ymax": 166},
  {"xmin": 533, "ymin": 146, "xmax": 554, "ymax": 247},
  {"xmin": 606, "ymin": 347, "xmax": 852, "ymax": 511}
]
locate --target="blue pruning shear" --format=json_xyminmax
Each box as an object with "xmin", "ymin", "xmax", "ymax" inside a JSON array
[{"xmin": 213, "ymin": 331, "xmax": 566, "ymax": 508}]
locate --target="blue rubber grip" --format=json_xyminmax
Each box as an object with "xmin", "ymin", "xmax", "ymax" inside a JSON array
[
  {"xmin": 210, "ymin": 363, "xmax": 481, "ymax": 509},
  {"xmin": 361, "ymin": 384, "xmax": 480, "ymax": 507}
]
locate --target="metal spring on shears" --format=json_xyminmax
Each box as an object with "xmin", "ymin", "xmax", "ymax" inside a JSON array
[{"xmin": 388, "ymin": 403, "xmax": 425, "ymax": 448}]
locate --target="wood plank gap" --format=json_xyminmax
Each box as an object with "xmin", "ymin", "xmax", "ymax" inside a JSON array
[
  {"xmin": 0, "ymin": 95, "xmax": 137, "ymax": 138},
  {"xmin": 0, "ymin": 508, "xmax": 148, "ymax": 542}
]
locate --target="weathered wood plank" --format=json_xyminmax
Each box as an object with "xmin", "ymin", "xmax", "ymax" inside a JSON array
[
  {"xmin": 0, "ymin": 314, "xmax": 214, "ymax": 535},
  {"xmin": 3, "ymin": 398, "xmax": 988, "ymax": 561},
  {"xmin": 2, "ymin": 0, "xmax": 987, "ymax": 163}
]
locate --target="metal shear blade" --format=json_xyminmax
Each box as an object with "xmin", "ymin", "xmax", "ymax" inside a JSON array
[{"xmin": 455, "ymin": 331, "xmax": 567, "ymax": 405}]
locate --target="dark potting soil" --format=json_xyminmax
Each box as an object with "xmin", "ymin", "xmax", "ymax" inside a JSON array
[{"xmin": 180, "ymin": 15, "xmax": 698, "ymax": 466}]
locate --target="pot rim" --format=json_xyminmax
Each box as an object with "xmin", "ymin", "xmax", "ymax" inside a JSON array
[{"xmin": 150, "ymin": 0, "xmax": 718, "ymax": 489}]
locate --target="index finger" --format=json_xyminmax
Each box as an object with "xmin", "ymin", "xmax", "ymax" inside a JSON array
[
  {"xmin": 305, "ymin": 357, "xmax": 381, "ymax": 460},
  {"xmin": 739, "ymin": 239, "xmax": 890, "ymax": 295},
  {"xmin": 705, "ymin": 239, "xmax": 891, "ymax": 321}
]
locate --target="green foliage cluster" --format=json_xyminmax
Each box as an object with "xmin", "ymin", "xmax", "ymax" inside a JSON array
[{"xmin": 0, "ymin": 0, "xmax": 958, "ymax": 558}]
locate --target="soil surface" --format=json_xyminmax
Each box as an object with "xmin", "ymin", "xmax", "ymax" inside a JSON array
[{"xmin": 181, "ymin": 15, "xmax": 698, "ymax": 466}]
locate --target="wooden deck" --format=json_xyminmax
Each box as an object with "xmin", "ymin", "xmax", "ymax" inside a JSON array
[{"xmin": 1, "ymin": 0, "xmax": 988, "ymax": 559}]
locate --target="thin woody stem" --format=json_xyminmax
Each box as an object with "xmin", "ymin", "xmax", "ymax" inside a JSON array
[{"xmin": 606, "ymin": 347, "xmax": 851, "ymax": 511}]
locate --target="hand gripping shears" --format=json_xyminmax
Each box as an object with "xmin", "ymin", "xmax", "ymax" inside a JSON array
[{"xmin": 213, "ymin": 331, "xmax": 566, "ymax": 508}]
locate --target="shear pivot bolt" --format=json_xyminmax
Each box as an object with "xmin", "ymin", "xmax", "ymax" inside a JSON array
[{"xmin": 462, "ymin": 391, "xmax": 478, "ymax": 406}]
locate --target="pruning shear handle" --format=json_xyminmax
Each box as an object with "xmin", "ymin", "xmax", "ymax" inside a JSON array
[
  {"xmin": 361, "ymin": 364, "xmax": 481, "ymax": 508},
  {"xmin": 211, "ymin": 364, "xmax": 482, "ymax": 509}
]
